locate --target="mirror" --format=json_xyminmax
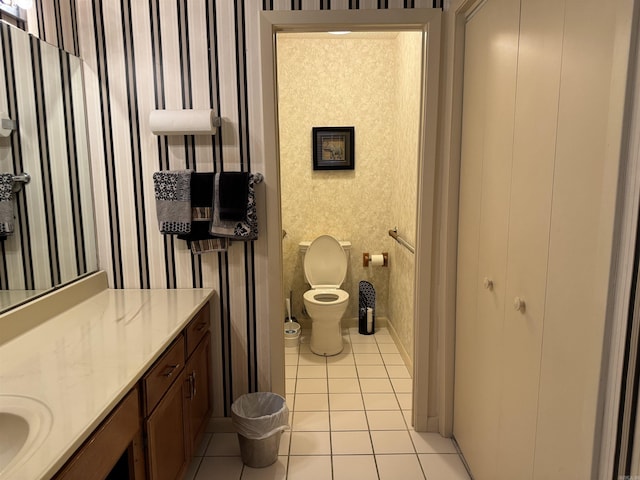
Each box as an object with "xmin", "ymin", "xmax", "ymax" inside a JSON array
[{"xmin": 0, "ymin": 21, "xmax": 97, "ymax": 313}]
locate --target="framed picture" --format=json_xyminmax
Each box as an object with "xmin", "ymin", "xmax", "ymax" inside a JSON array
[{"xmin": 312, "ymin": 126, "xmax": 355, "ymax": 170}]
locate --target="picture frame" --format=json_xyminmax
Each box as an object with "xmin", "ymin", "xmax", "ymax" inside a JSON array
[{"xmin": 312, "ymin": 126, "xmax": 355, "ymax": 170}]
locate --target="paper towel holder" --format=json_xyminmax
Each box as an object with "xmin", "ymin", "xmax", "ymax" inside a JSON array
[
  {"xmin": 149, "ymin": 109, "xmax": 222, "ymax": 136},
  {"xmin": 363, "ymin": 252, "xmax": 388, "ymax": 267},
  {"xmin": 0, "ymin": 112, "xmax": 17, "ymax": 137}
]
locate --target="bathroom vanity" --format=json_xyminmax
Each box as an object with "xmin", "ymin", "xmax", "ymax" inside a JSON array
[{"xmin": 0, "ymin": 272, "xmax": 214, "ymax": 480}]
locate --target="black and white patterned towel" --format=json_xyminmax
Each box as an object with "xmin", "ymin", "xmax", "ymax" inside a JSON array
[
  {"xmin": 209, "ymin": 172, "xmax": 258, "ymax": 240},
  {"xmin": 0, "ymin": 173, "xmax": 14, "ymax": 237},
  {"xmin": 190, "ymin": 237, "xmax": 229, "ymax": 255},
  {"xmin": 153, "ymin": 170, "xmax": 192, "ymax": 234}
]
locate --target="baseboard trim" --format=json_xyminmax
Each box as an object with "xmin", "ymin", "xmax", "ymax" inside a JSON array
[
  {"xmin": 207, "ymin": 417, "xmax": 234, "ymax": 433},
  {"xmin": 342, "ymin": 315, "xmax": 388, "ymax": 330},
  {"xmin": 385, "ymin": 318, "xmax": 413, "ymax": 377}
]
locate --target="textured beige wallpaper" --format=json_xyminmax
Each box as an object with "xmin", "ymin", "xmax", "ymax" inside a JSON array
[
  {"xmin": 388, "ymin": 31, "xmax": 422, "ymax": 360},
  {"xmin": 277, "ymin": 33, "xmax": 421, "ymax": 359}
]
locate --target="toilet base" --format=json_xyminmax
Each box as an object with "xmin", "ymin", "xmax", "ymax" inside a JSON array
[{"xmin": 310, "ymin": 320, "xmax": 343, "ymax": 356}]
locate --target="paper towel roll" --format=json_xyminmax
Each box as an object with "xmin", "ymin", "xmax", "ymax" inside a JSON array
[
  {"xmin": 370, "ymin": 254, "xmax": 385, "ymax": 267},
  {"xmin": 149, "ymin": 109, "xmax": 221, "ymax": 135}
]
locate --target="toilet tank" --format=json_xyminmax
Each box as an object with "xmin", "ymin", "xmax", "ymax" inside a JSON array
[{"xmin": 298, "ymin": 241, "xmax": 351, "ymax": 254}]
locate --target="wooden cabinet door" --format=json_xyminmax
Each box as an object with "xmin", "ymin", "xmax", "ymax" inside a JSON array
[
  {"xmin": 186, "ymin": 332, "xmax": 213, "ymax": 451},
  {"xmin": 145, "ymin": 370, "xmax": 189, "ymax": 480},
  {"xmin": 55, "ymin": 388, "xmax": 144, "ymax": 480}
]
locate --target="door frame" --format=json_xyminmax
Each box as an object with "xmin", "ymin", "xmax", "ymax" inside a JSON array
[
  {"xmin": 598, "ymin": 1, "xmax": 640, "ymax": 475},
  {"xmin": 259, "ymin": 8, "xmax": 441, "ymax": 432}
]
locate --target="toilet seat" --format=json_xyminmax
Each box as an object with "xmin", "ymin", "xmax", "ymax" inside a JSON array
[
  {"xmin": 304, "ymin": 235, "xmax": 347, "ymax": 289},
  {"xmin": 303, "ymin": 288, "xmax": 349, "ymax": 306}
]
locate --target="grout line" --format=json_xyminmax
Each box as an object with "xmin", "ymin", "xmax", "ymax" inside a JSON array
[{"xmin": 278, "ymin": 328, "xmax": 468, "ymax": 480}]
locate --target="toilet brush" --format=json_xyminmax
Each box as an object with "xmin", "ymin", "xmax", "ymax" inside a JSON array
[
  {"xmin": 284, "ymin": 298, "xmax": 301, "ymax": 347},
  {"xmin": 285, "ymin": 298, "xmax": 292, "ymax": 322}
]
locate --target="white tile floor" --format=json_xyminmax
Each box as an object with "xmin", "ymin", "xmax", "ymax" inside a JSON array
[{"xmin": 188, "ymin": 326, "xmax": 471, "ymax": 480}]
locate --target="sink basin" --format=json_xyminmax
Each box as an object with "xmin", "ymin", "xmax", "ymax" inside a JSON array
[{"xmin": 0, "ymin": 395, "xmax": 52, "ymax": 477}]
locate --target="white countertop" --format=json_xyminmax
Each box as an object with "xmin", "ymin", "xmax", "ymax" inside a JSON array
[{"xmin": 0, "ymin": 285, "xmax": 214, "ymax": 480}]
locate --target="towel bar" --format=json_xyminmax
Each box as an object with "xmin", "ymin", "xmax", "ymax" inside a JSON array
[
  {"xmin": 252, "ymin": 173, "xmax": 264, "ymax": 184},
  {"xmin": 11, "ymin": 172, "xmax": 30, "ymax": 193},
  {"xmin": 12, "ymin": 172, "xmax": 30, "ymax": 184}
]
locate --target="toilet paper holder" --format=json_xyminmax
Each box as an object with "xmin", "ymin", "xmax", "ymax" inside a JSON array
[{"xmin": 363, "ymin": 252, "xmax": 388, "ymax": 267}]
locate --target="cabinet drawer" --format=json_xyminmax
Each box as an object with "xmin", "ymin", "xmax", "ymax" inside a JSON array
[
  {"xmin": 185, "ymin": 303, "xmax": 210, "ymax": 358},
  {"xmin": 143, "ymin": 336, "xmax": 185, "ymax": 416}
]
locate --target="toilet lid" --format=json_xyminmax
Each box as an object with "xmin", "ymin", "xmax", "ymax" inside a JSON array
[{"xmin": 304, "ymin": 235, "xmax": 347, "ymax": 288}]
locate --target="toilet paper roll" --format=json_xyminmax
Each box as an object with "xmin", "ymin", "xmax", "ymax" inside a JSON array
[
  {"xmin": 149, "ymin": 109, "xmax": 220, "ymax": 135},
  {"xmin": 370, "ymin": 254, "xmax": 385, "ymax": 267}
]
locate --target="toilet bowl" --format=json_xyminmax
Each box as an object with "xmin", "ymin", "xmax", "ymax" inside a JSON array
[{"xmin": 301, "ymin": 235, "xmax": 350, "ymax": 356}]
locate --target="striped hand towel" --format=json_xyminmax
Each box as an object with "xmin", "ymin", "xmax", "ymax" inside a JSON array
[
  {"xmin": 153, "ymin": 170, "xmax": 192, "ymax": 235},
  {"xmin": 0, "ymin": 174, "xmax": 14, "ymax": 238}
]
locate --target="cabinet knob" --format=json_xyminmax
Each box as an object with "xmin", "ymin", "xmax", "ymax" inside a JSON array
[
  {"xmin": 513, "ymin": 297, "xmax": 526, "ymax": 312},
  {"xmin": 161, "ymin": 363, "xmax": 180, "ymax": 377},
  {"xmin": 196, "ymin": 322, "xmax": 208, "ymax": 332},
  {"xmin": 483, "ymin": 277, "xmax": 494, "ymax": 291}
]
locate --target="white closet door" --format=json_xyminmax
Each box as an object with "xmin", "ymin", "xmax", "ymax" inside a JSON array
[
  {"xmin": 534, "ymin": 0, "xmax": 624, "ymax": 476},
  {"xmin": 497, "ymin": 0, "xmax": 564, "ymax": 477},
  {"xmin": 453, "ymin": 0, "xmax": 520, "ymax": 478}
]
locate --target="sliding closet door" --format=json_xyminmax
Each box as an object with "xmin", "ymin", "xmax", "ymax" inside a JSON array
[{"xmin": 453, "ymin": 0, "xmax": 520, "ymax": 478}]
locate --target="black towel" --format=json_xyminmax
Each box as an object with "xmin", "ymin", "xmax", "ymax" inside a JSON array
[
  {"xmin": 178, "ymin": 172, "xmax": 216, "ymax": 243},
  {"xmin": 218, "ymin": 172, "xmax": 249, "ymax": 221},
  {"xmin": 178, "ymin": 222, "xmax": 216, "ymax": 242},
  {"xmin": 191, "ymin": 172, "xmax": 214, "ymax": 207}
]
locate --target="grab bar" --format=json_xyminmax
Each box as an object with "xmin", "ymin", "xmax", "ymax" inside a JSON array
[{"xmin": 388, "ymin": 228, "xmax": 415, "ymax": 254}]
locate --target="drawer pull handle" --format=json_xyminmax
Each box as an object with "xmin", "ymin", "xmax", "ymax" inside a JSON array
[
  {"xmin": 186, "ymin": 372, "xmax": 197, "ymax": 399},
  {"xmin": 162, "ymin": 364, "xmax": 180, "ymax": 377},
  {"xmin": 196, "ymin": 322, "xmax": 208, "ymax": 332}
]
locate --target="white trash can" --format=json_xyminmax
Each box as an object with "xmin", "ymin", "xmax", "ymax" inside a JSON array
[{"xmin": 231, "ymin": 392, "xmax": 289, "ymax": 468}]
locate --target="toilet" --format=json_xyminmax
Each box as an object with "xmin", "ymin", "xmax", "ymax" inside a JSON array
[{"xmin": 300, "ymin": 235, "xmax": 350, "ymax": 356}]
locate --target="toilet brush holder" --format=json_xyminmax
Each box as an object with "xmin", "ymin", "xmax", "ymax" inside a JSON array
[
  {"xmin": 284, "ymin": 321, "xmax": 301, "ymax": 347},
  {"xmin": 358, "ymin": 281, "xmax": 376, "ymax": 335}
]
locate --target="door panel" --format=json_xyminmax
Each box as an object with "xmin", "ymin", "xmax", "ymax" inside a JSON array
[
  {"xmin": 535, "ymin": 0, "xmax": 621, "ymax": 476},
  {"xmin": 498, "ymin": 0, "xmax": 564, "ymax": 477},
  {"xmin": 454, "ymin": 0, "xmax": 520, "ymax": 478}
]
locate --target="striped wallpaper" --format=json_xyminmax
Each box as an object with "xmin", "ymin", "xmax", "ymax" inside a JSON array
[
  {"xmin": 26, "ymin": 0, "xmax": 80, "ymax": 57},
  {"xmin": 16, "ymin": 0, "xmax": 442, "ymax": 416},
  {"xmin": 0, "ymin": 22, "xmax": 96, "ymax": 301}
]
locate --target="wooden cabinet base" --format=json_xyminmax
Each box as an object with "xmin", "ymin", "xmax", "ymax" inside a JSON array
[{"xmin": 54, "ymin": 388, "xmax": 144, "ymax": 480}]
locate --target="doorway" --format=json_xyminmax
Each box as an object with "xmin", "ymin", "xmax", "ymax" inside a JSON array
[
  {"xmin": 276, "ymin": 28, "xmax": 422, "ymax": 376},
  {"xmin": 259, "ymin": 8, "xmax": 442, "ymax": 432}
]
